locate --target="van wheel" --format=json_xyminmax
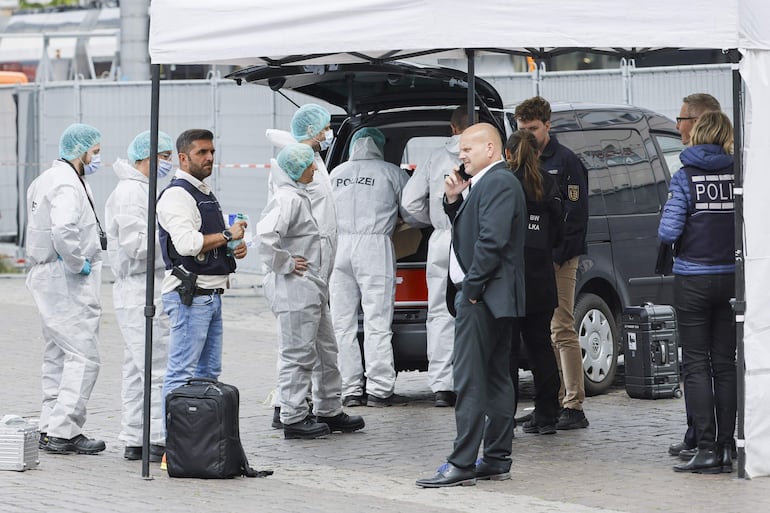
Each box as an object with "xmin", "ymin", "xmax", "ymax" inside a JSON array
[{"xmin": 573, "ymin": 293, "xmax": 618, "ymax": 397}]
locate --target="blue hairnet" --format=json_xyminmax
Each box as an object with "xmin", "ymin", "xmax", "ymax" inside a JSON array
[
  {"xmin": 127, "ymin": 130, "xmax": 174, "ymax": 162},
  {"xmin": 277, "ymin": 143, "xmax": 315, "ymax": 181},
  {"xmin": 291, "ymin": 104, "xmax": 331, "ymax": 141},
  {"xmin": 350, "ymin": 127, "xmax": 386, "ymax": 155},
  {"xmin": 59, "ymin": 123, "xmax": 101, "ymax": 160}
]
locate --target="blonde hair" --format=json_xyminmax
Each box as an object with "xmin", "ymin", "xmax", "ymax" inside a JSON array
[
  {"xmin": 505, "ymin": 130, "xmax": 543, "ymax": 200},
  {"xmin": 690, "ymin": 111, "xmax": 733, "ymax": 153}
]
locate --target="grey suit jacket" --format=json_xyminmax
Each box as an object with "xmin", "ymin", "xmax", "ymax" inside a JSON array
[{"xmin": 444, "ymin": 161, "xmax": 527, "ymax": 319}]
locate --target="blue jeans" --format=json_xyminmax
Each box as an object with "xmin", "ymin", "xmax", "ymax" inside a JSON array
[{"xmin": 162, "ymin": 291, "xmax": 223, "ymax": 408}]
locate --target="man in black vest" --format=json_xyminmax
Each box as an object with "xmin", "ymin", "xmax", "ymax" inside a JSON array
[
  {"xmin": 157, "ymin": 129, "xmax": 248, "ymax": 406},
  {"xmin": 416, "ymin": 123, "xmax": 526, "ymax": 488}
]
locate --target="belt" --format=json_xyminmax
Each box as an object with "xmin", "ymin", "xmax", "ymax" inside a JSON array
[{"xmin": 193, "ymin": 287, "xmax": 224, "ymax": 296}]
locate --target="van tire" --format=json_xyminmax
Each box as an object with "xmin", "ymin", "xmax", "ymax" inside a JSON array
[{"xmin": 574, "ymin": 293, "xmax": 619, "ymax": 397}]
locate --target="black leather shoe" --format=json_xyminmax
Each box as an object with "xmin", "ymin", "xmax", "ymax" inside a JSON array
[
  {"xmin": 678, "ymin": 448, "xmax": 696, "ymax": 461},
  {"xmin": 367, "ymin": 393, "xmax": 409, "ymax": 407},
  {"xmin": 283, "ymin": 416, "xmax": 331, "ymax": 440},
  {"xmin": 271, "ymin": 406, "xmax": 283, "ymax": 429},
  {"xmin": 39, "ymin": 432, "xmax": 48, "ymax": 450},
  {"xmin": 123, "ymin": 444, "xmax": 165, "ymax": 462},
  {"xmin": 416, "ymin": 463, "xmax": 477, "ymax": 488},
  {"xmin": 342, "ymin": 395, "xmax": 365, "ymax": 407},
  {"xmin": 720, "ymin": 444, "xmax": 734, "ymax": 473},
  {"xmin": 475, "ymin": 459, "xmax": 511, "ymax": 481},
  {"xmin": 556, "ymin": 408, "xmax": 589, "ymax": 430},
  {"xmin": 514, "ymin": 412, "xmax": 533, "ymax": 424},
  {"xmin": 673, "ymin": 448, "xmax": 722, "ymax": 474},
  {"xmin": 668, "ymin": 441, "xmax": 695, "ymax": 456},
  {"xmin": 316, "ymin": 412, "xmax": 365, "ymax": 433},
  {"xmin": 522, "ymin": 419, "xmax": 557, "ymax": 435},
  {"xmin": 45, "ymin": 434, "xmax": 106, "ymax": 455},
  {"xmin": 435, "ymin": 391, "xmax": 456, "ymax": 407}
]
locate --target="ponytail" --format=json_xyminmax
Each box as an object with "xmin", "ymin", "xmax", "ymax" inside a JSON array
[{"xmin": 505, "ymin": 130, "xmax": 543, "ymax": 200}]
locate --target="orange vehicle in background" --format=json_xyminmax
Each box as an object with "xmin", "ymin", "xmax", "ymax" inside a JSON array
[{"xmin": 0, "ymin": 71, "xmax": 29, "ymax": 84}]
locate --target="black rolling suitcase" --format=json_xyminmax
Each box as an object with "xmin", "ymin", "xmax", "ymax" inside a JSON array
[
  {"xmin": 165, "ymin": 378, "xmax": 271, "ymax": 478},
  {"xmin": 622, "ymin": 304, "xmax": 682, "ymax": 399}
]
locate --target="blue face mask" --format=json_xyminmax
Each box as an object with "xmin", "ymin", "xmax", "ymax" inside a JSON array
[
  {"xmin": 317, "ymin": 129, "xmax": 333, "ymax": 151},
  {"xmin": 83, "ymin": 154, "xmax": 101, "ymax": 175},
  {"xmin": 157, "ymin": 158, "xmax": 173, "ymax": 178}
]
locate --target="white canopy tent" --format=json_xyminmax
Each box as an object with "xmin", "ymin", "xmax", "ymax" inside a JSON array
[{"xmin": 148, "ymin": 0, "xmax": 770, "ymax": 479}]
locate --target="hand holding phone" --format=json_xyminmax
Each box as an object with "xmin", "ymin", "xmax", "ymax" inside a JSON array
[{"xmin": 457, "ymin": 163, "xmax": 472, "ymax": 181}]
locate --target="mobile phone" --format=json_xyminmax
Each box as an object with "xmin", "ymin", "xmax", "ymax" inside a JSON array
[{"xmin": 458, "ymin": 163, "xmax": 472, "ymax": 181}]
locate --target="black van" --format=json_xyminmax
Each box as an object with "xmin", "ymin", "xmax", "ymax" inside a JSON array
[{"xmin": 227, "ymin": 63, "xmax": 684, "ymax": 396}]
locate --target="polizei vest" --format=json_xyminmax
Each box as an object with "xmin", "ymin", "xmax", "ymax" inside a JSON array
[
  {"xmin": 676, "ymin": 166, "xmax": 735, "ymax": 266},
  {"xmin": 158, "ymin": 178, "xmax": 236, "ymax": 275}
]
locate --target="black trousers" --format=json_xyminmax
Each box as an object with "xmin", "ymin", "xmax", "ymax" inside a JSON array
[
  {"xmin": 449, "ymin": 290, "xmax": 515, "ymax": 470},
  {"xmin": 674, "ymin": 273, "xmax": 737, "ymax": 450},
  {"xmin": 509, "ymin": 311, "xmax": 561, "ymax": 426}
]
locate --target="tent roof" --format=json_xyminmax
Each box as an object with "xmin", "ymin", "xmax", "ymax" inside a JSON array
[{"xmin": 149, "ymin": 0, "xmax": 770, "ymax": 66}]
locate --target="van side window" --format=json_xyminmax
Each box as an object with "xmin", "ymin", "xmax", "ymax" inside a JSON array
[
  {"xmin": 653, "ymin": 134, "xmax": 686, "ymax": 176},
  {"xmin": 553, "ymin": 131, "xmax": 607, "ymax": 217}
]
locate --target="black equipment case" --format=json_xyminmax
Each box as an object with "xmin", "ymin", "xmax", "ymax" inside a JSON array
[
  {"xmin": 622, "ymin": 304, "xmax": 682, "ymax": 399},
  {"xmin": 165, "ymin": 378, "xmax": 268, "ymax": 478}
]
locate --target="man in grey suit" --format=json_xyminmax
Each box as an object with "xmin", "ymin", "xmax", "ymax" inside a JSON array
[{"xmin": 416, "ymin": 123, "xmax": 527, "ymax": 488}]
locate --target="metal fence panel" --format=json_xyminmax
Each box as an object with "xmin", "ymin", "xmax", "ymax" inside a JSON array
[
  {"xmin": 631, "ymin": 64, "xmax": 733, "ymax": 122},
  {"xmin": 541, "ymin": 69, "xmax": 625, "ymax": 105},
  {"xmin": 0, "ymin": 87, "xmax": 17, "ymax": 239}
]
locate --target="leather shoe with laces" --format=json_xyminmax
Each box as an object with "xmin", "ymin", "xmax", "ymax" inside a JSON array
[
  {"xmin": 316, "ymin": 412, "xmax": 365, "ymax": 433},
  {"xmin": 434, "ymin": 391, "xmax": 456, "ymax": 407},
  {"xmin": 44, "ymin": 434, "xmax": 106, "ymax": 455},
  {"xmin": 342, "ymin": 395, "xmax": 365, "ymax": 407},
  {"xmin": 124, "ymin": 444, "xmax": 165, "ymax": 462},
  {"xmin": 416, "ymin": 462, "xmax": 476, "ymax": 488},
  {"xmin": 522, "ymin": 419, "xmax": 557, "ymax": 435},
  {"xmin": 367, "ymin": 393, "xmax": 409, "ymax": 407},
  {"xmin": 283, "ymin": 416, "xmax": 331, "ymax": 440},
  {"xmin": 475, "ymin": 459, "xmax": 511, "ymax": 481}
]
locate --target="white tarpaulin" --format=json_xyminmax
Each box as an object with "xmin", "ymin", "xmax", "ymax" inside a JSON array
[{"xmin": 148, "ymin": 0, "xmax": 770, "ymax": 477}]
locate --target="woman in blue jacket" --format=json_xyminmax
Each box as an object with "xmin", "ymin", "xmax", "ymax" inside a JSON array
[{"xmin": 658, "ymin": 111, "xmax": 736, "ymax": 474}]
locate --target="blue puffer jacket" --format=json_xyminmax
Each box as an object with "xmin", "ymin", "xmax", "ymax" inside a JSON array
[{"xmin": 658, "ymin": 144, "xmax": 735, "ymax": 275}]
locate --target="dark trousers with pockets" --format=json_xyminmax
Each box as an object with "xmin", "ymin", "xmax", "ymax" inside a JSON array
[
  {"xmin": 449, "ymin": 290, "xmax": 515, "ymax": 470},
  {"xmin": 509, "ymin": 311, "xmax": 561, "ymax": 426},
  {"xmin": 674, "ymin": 273, "xmax": 737, "ymax": 450}
]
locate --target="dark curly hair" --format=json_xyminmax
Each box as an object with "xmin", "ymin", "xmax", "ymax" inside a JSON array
[{"xmin": 514, "ymin": 96, "xmax": 552, "ymax": 123}]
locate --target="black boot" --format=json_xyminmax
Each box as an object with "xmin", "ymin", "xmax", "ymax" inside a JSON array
[
  {"xmin": 283, "ymin": 415, "xmax": 330, "ymax": 440},
  {"xmin": 271, "ymin": 406, "xmax": 283, "ymax": 429},
  {"xmin": 673, "ymin": 447, "xmax": 721, "ymax": 474},
  {"xmin": 720, "ymin": 444, "xmax": 734, "ymax": 473}
]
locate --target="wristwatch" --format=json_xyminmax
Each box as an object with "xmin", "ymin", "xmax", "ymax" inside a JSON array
[{"xmin": 222, "ymin": 229, "xmax": 233, "ymax": 242}]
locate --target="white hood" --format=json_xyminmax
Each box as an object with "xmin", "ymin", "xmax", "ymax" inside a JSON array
[
  {"xmin": 265, "ymin": 128, "xmax": 297, "ymax": 150},
  {"xmin": 349, "ymin": 137, "xmax": 384, "ymax": 161},
  {"xmin": 112, "ymin": 158, "xmax": 148, "ymax": 183}
]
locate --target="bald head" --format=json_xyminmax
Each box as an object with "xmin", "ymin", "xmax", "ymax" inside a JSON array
[{"xmin": 459, "ymin": 123, "xmax": 503, "ymax": 175}]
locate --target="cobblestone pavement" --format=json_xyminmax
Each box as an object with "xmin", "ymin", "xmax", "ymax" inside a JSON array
[{"xmin": 1, "ymin": 265, "xmax": 768, "ymax": 513}]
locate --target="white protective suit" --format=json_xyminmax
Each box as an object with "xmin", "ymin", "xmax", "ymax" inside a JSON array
[
  {"xmin": 329, "ymin": 137, "xmax": 410, "ymax": 399},
  {"xmin": 25, "ymin": 159, "xmax": 103, "ymax": 440},
  {"xmin": 104, "ymin": 159, "xmax": 169, "ymax": 447},
  {"xmin": 400, "ymin": 135, "xmax": 461, "ymax": 393},
  {"xmin": 264, "ymin": 129, "xmax": 339, "ymax": 410},
  {"xmin": 257, "ymin": 163, "xmax": 342, "ymax": 425}
]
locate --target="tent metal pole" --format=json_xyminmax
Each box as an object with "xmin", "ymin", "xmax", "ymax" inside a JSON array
[
  {"xmin": 140, "ymin": 62, "xmax": 161, "ymax": 479},
  {"xmin": 466, "ymin": 49, "xmax": 476, "ymax": 125},
  {"xmin": 730, "ymin": 50, "xmax": 746, "ymax": 479}
]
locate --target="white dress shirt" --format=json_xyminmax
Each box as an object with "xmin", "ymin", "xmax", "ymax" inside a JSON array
[
  {"xmin": 156, "ymin": 170, "xmax": 229, "ymax": 294},
  {"xmin": 448, "ymin": 159, "xmax": 503, "ymax": 287}
]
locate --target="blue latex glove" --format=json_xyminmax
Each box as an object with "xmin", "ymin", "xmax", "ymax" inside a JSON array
[{"xmin": 79, "ymin": 259, "xmax": 91, "ymax": 276}]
